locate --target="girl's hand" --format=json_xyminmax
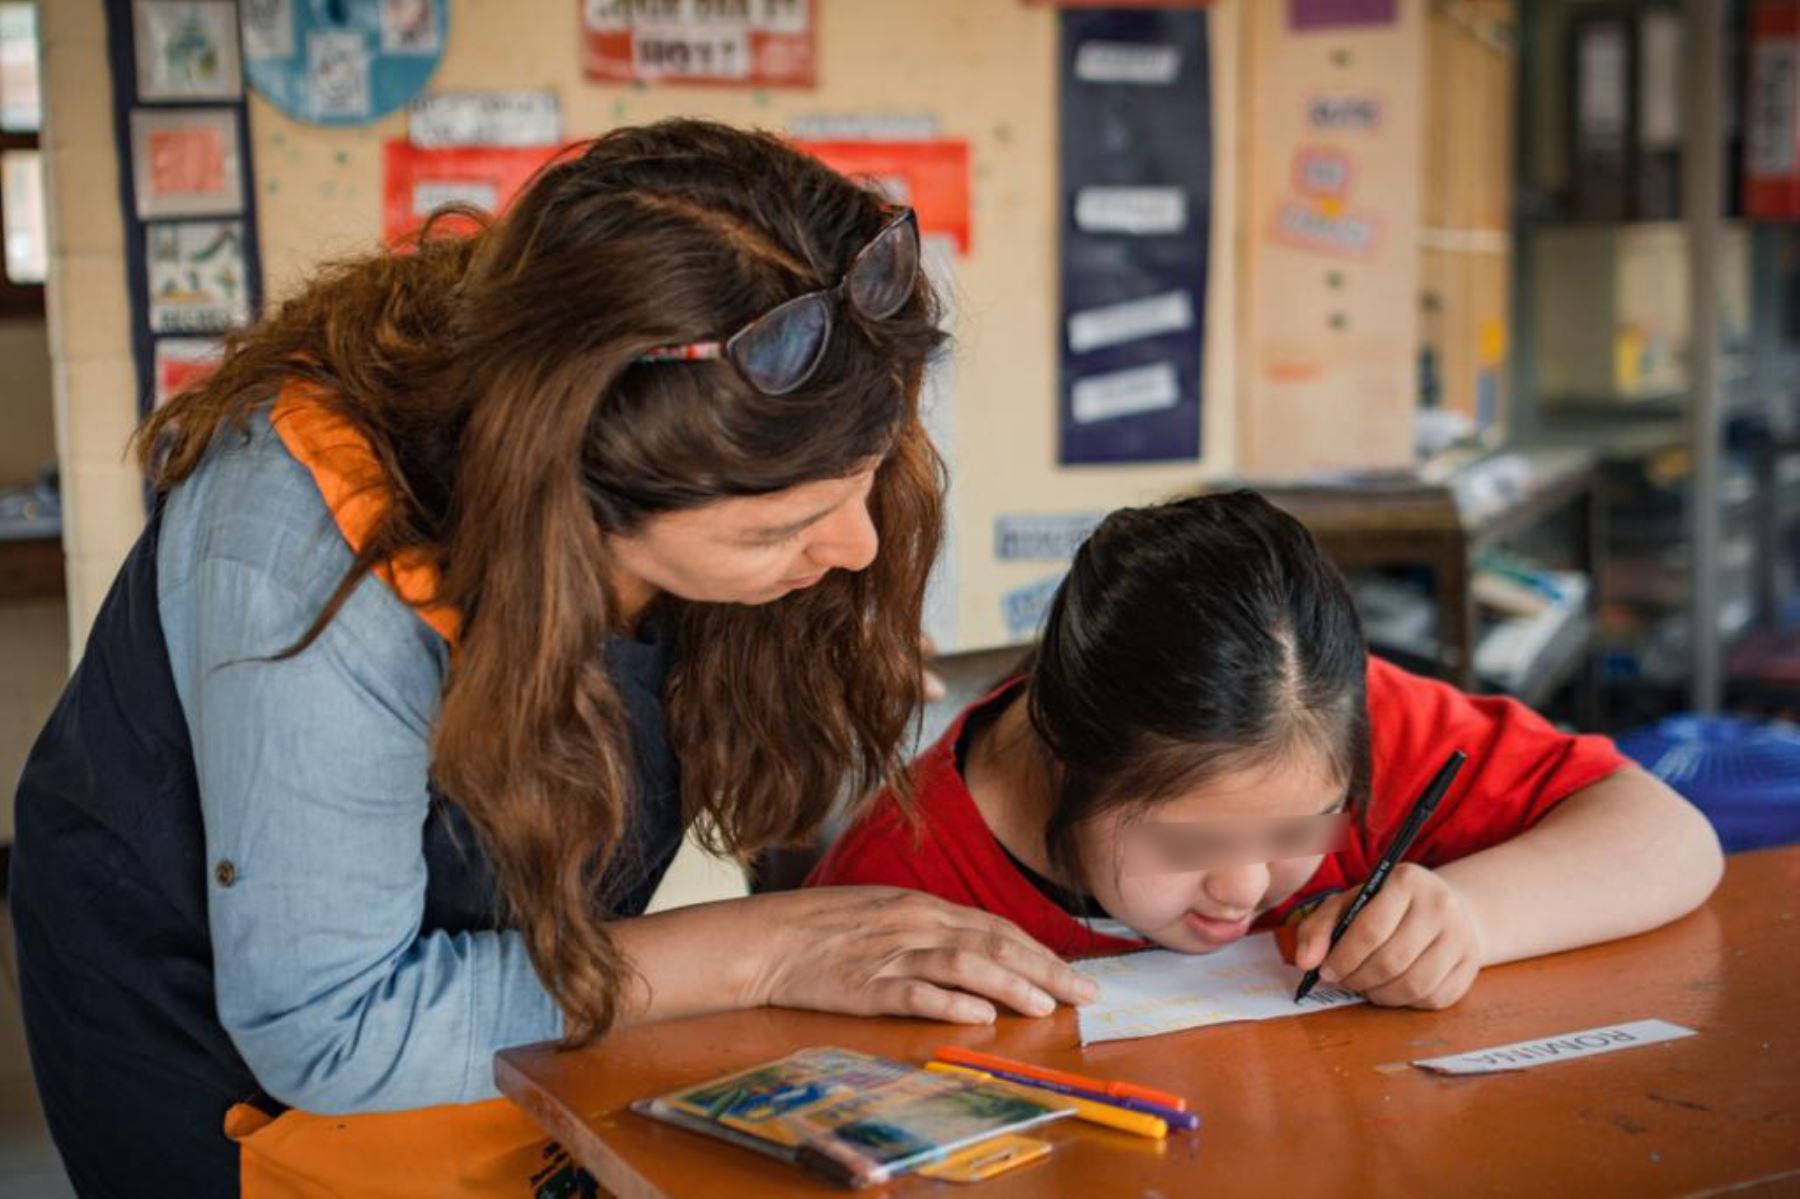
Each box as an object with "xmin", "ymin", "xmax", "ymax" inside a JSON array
[
  {"xmin": 1292, "ymin": 864, "xmax": 1485, "ymax": 1010},
  {"xmin": 747, "ymin": 887, "xmax": 1098, "ymax": 1023}
]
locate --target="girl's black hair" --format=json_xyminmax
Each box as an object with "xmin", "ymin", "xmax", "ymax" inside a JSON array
[{"xmin": 1026, "ymin": 490, "xmax": 1371, "ymax": 884}]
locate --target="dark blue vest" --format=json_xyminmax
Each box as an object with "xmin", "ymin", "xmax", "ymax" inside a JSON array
[{"xmin": 9, "ymin": 511, "xmax": 684, "ymax": 1198}]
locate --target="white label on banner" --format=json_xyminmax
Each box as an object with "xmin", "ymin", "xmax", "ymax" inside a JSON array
[
  {"xmin": 1071, "ymin": 361, "xmax": 1180, "ymax": 425},
  {"xmin": 413, "ymin": 180, "xmax": 499, "ymax": 217},
  {"xmin": 995, "ymin": 513, "xmax": 1106, "ymax": 562},
  {"xmin": 1075, "ymin": 41, "xmax": 1180, "ymax": 85},
  {"xmin": 1075, "ymin": 187, "xmax": 1187, "ymax": 236},
  {"xmin": 631, "ymin": 26, "xmax": 751, "ymax": 79},
  {"xmin": 1750, "ymin": 42, "xmax": 1799, "ymax": 175},
  {"xmin": 408, "ymin": 91, "xmax": 562, "ymax": 148},
  {"xmin": 1068, "ymin": 290, "xmax": 1193, "ymax": 353},
  {"xmin": 1412, "ymin": 1020, "xmax": 1696, "ymax": 1076}
]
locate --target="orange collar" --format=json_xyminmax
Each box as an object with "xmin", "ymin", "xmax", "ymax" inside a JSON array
[{"xmin": 270, "ymin": 387, "xmax": 461, "ymax": 644}]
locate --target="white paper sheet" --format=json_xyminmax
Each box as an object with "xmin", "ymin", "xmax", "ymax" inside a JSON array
[
  {"xmin": 1411, "ymin": 1019, "xmax": 1696, "ymax": 1076},
  {"xmin": 1077, "ymin": 933, "xmax": 1363, "ymax": 1046}
]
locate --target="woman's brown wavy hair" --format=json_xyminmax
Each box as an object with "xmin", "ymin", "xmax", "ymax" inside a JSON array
[{"xmin": 135, "ymin": 119, "xmax": 947, "ymax": 1043}]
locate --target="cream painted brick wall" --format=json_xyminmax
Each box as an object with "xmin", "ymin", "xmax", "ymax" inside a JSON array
[{"xmin": 39, "ymin": 0, "xmax": 140, "ymax": 659}]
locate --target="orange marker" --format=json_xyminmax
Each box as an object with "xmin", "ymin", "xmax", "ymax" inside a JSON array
[{"xmin": 934, "ymin": 1047, "xmax": 1187, "ymax": 1112}]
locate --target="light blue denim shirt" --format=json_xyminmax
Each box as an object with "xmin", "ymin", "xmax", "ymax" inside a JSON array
[{"xmin": 156, "ymin": 413, "xmax": 564, "ymax": 1114}]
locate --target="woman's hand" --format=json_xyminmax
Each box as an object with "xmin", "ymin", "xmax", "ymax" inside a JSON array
[
  {"xmin": 1292, "ymin": 864, "xmax": 1484, "ymax": 1010},
  {"xmin": 747, "ymin": 887, "xmax": 1098, "ymax": 1023}
]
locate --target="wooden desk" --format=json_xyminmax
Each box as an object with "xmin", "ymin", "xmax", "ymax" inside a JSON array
[{"xmin": 498, "ymin": 848, "xmax": 1800, "ymax": 1197}]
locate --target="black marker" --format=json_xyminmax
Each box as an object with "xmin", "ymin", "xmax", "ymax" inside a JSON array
[{"xmin": 1294, "ymin": 749, "xmax": 1468, "ymax": 1004}]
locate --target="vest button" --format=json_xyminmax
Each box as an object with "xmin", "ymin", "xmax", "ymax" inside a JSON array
[{"xmin": 214, "ymin": 860, "xmax": 237, "ymax": 887}]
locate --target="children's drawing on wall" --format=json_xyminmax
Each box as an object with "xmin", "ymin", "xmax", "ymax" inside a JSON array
[
  {"xmin": 133, "ymin": 0, "xmax": 243, "ymax": 101},
  {"xmin": 130, "ymin": 108, "xmax": 244, "ymax": 219},
  {"xmin": 380, "ymin": 0, "xmax": 442, "ymax": 55},
  {"xmin": 146, "ymin": 220, "xmax": 249, "ymax": 334}
]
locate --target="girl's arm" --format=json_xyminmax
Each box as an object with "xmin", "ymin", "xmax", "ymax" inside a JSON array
[
  {"xmin": 1433, "ymin": 765, "xmax": 1723, "ymax": 964},
  {"xmin": 1296, "ymin": 767, "xmax": 1722, "ymax": 1008}
]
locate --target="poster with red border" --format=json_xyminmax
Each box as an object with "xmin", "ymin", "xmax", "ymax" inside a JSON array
[
  {"xmin": 794, "ymin": 139, "xmax": 972, "ymax": 255},
  {"xmin": 581, "ymin": 0, "xmax": 815, "ymax": 88},
  {"xmin": 382, "ymin": 140, "xmax": 565, "ymax": 243}
]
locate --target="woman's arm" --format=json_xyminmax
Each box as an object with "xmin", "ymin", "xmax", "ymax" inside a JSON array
[
  {"xmin": 610, "ymin": 887, "xmax": 1099, "ymax": 1028},
  {"xmin": 1434, "ymin": 765, "xmax": 1724, "ymax": 964},
  {"xmin": 1296, "ymin": 767, "xmax": 1723, "ymax": 1007}
]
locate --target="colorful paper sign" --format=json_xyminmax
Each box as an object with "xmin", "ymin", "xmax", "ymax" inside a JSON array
[
  {"xmin": 382, "ymin": 140, "xmax": 563, "ymax": 242},
  {"xmin": 1271, "ymin": 197, "xmax": 1379, "ymax": 257},
  {"xmin": 1289, "ymin": 0, "xmax": 1397, "ymax": 31},
  {"xmin": 795, "ymin": 139, "xmax": 972, "ymax": 255},
  {"xmin": 146, "ymin": 220, "xmax": 249, "ymax": 333},
  {"xmin": 1293, "ymin": 147, "xmax": 1354, "ymax": 199},
  {"xmin": 582, "ymin": 0, "xmax": 815, "ymax": 88}
]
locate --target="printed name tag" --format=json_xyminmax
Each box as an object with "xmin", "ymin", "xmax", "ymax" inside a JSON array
[{"xmin": 1411, "ymin": 1019, "xmax": 1696, "ymax": 1075}]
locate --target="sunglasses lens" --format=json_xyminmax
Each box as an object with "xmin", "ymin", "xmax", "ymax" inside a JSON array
[
  {"xmin": 847, "ymin": 216, "xmax": 919, "ymax": 320},
  {"xmin": 732, "ymin": 293, "xmax": 832, "ymax": 395}
]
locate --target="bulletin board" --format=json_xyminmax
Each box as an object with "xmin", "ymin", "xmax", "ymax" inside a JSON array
[{"xmin": 245, "ymin": 0, "xmax": 1243, "ymax": 652}]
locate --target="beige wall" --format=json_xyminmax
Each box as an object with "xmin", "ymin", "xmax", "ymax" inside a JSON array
[
  {"xmin": 0, "ymin": 318, "xmax": 55, "ymax": 485},
  {"xmin": 38, "ymin": 0, "xmax": 138, "ymax": 653}
]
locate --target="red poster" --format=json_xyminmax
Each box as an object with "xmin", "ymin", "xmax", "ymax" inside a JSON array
[
  {"xmin": 794, "ymin": 140, "xmax": 972, "ymax": 255},
  {"xmin": 382, "ymin": 141, "xmax": 565, "ymax": 242},
  {"xmin": 581, "ymin": 0, "xmax": 815, "ymax": 88}
]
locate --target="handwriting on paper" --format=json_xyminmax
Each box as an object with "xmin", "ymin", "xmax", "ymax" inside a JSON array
[{"xmin": 1076, "ymin": 933, "xmax": 1362, "ymax": 1046}]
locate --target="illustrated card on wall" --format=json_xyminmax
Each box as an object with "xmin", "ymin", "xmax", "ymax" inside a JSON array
[
  {"xmin": 130, "ymin": 108, "xmax": 244, "ymax": 219},
  {"xmin": 1058, "ymin": 8, "xmax": 1211, "ymax": 464},
  {"xmin": 582, "ymin": 0, "xmax": 815, "ymax": 87},
  {"xmin": 794, "ymin": 139, "xmax": 972, "ymax": 255},
  {"xmin": 146, "ymin": 220, "xmax": 249, "ymax": 333},
  {"xmin": 152, "ymin": 338, "xmax": 226, "ymax": 407},
  {"xmin": 240, "ymin": 0, "xmax": 294, "ymax": 61},
  {"xmin": 382, "ymin": 140, "xmax": 563, "ymax": 242},
  {"xmin": 133, "ymin": 1, "xmax": 243, "ymax": 100}
]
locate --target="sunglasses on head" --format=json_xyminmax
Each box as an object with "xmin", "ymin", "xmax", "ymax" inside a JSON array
[{"xmin": 635, "ymin": 208, "xmax": 921, "ymax": 397}]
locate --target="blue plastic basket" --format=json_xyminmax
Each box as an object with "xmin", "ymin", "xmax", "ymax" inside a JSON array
[{"xmin": 1616, "ymin": 716, "xmax": 1800, "ymax": 853}]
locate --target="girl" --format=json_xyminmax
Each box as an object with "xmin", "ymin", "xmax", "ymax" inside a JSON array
[
  {"xmin": 810, "ymin": 491, "xmax": 1723, "ymax": 1013},
  {"xmin": 11, "ymin": 121, "xmax": 1090, "ymax": 1198}
]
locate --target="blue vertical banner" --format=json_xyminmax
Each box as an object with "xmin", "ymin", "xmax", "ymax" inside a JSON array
[{"xmin": 1058, "ymin": 8, "xmax": 1211, "ymax": 465}]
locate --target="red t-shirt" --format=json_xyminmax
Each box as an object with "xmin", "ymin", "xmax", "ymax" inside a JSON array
[{"xmin": 806, "ymin": 658, "xmax": 1629, "ymax": 959}]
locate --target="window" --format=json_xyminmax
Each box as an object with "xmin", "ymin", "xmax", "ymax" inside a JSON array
[{"xmin": 0, "ymin": 1, "xmax": 43, "ymax": 314}]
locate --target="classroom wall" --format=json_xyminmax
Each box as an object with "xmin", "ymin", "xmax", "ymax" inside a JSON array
[{"xmin": 249, "ymin": 0, "xmax": 1243, "ymax": 652}]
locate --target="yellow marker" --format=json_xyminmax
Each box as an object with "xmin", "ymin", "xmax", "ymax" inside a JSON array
[{"xmin": 925, "ymin": 1061, "xmax": 1168, "ymax": 1140}]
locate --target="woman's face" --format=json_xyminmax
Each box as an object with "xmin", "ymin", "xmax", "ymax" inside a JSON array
[
  {"xmin": 1075, "ymin": 749, "xmax": 1350, "ymax": 954},
  {"xmin": 607, "ymin": 461, "xmax": 884, "ymax": 605}
]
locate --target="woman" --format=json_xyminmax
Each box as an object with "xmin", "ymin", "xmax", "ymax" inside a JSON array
[{"xmin": 11, "ymin": 120, "xmax": 1092, "ymax": 1198}]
